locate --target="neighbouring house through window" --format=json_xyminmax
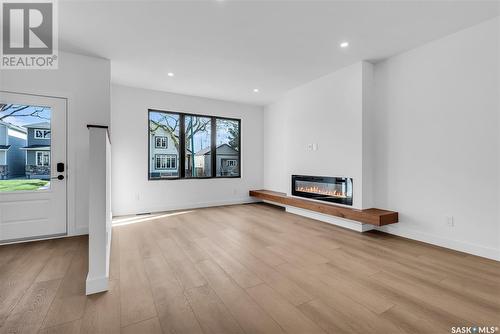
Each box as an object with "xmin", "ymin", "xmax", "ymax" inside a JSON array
[
  {"xmin": 185, "ymin": 115, "xmax": 212, "ymax": 178},
  {"xmin": 216, "ymin": 118, "xmax": 240, "ymax": 177},
  {"xmin": 149, "ymin": 109, "xmax": 240, "ymax": 179},
  {"xmin": 36, "ymin": 151, "xmax": 50, "ymax": 167}
]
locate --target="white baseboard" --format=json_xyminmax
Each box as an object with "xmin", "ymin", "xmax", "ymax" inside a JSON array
[
  {"xmin": 377, "ymin": 223, "xmax": 500, "ymax": 261},
  {"xmin": 113, "ymin": 197, "xmax": 259, "ymax": 217},
  {"xmin": 86, "ymin": 273, "xmax": 109, "ymax": 295},
  {"xmin": 285, "ymin": 206, "xmax": 375, "ymax": 233}
]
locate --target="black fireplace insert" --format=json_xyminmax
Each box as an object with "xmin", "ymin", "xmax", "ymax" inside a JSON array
[{"xmin": 292, "ymin": 175, "xmax": 353, "ymax": 206}]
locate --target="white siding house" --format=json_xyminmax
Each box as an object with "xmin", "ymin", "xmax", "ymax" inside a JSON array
[{"xmin": 149, "ymin": 125, "xmax": 180, "ymax": 178}]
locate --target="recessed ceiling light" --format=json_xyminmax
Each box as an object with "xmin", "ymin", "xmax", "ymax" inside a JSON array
[
  {"xmin": 167, "ymin": 72, "xmax": 175, "ymax": 77},
  {"xmin": 253, "ymin": 88, "xmax": 259, "ymax": 93},
  {"xmin": 340, "ymin": 41, "xmax": 349, "ymax": 48}
]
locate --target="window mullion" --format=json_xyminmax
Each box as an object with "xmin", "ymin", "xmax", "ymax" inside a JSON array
[
  {"xmin": 211, "ymin": 117, "xmax": 216, "ymax": 178},
  {"xmin": 179, "ymin": 115, "xmax": 186, "ymax": 178}
]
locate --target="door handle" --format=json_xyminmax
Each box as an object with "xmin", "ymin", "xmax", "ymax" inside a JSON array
[{"xmin": 51, "ymin": 175, "xmax": 64, "ymax": 180}]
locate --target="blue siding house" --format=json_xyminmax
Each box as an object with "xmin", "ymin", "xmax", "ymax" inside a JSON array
[
  {"xmin": 0, "ymin": 121, "xmax": 27, "ymax": 179},
  {"xmin": 21, "ymin": 122, "xmax": 51, "ymax": 180}
]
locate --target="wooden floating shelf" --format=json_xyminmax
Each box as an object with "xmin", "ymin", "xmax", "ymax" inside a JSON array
[{"xmin": 249, "ymin": 189, "xmax": 398, "ymax": 226}]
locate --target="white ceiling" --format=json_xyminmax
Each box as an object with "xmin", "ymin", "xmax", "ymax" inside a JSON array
[{"xmin": 59, "ymin": 1, "xmax": 499, "ymax": 105}]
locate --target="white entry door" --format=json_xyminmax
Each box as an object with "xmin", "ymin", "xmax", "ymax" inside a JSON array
[{"xmin": 0, "ymin": 92, "xmax": 67, "ymax": 243}]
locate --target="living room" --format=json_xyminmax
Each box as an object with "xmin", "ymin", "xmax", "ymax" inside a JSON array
[{"xmin": 0, "ymin": 1, "xmax": 499, "ymax": 333}]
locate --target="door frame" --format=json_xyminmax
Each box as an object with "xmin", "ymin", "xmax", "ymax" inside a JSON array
[{"xmin": 0, "ymin": 90, "xmax": 72, "ymax": 243}]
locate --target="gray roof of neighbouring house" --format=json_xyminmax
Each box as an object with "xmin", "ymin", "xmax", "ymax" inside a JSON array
[
  {"xmin": 24, "ymin": 122, "xmax": 50, "ymax": 129},
  {"xmin": 196, "ymin": 143, "xmax": 238, "ymax": 156},
  {"xmin": 20, "ymin": 144, "xmax": 50, "ymax": 150},
  {"xmin": 0, "ymin": 121, "xmax": 27, "ymax": 133}
]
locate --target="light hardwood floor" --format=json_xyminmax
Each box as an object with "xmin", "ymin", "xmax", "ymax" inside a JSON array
[{"xmin": 1, "ymin": 203, "xmax": 499, "ymax": 334}]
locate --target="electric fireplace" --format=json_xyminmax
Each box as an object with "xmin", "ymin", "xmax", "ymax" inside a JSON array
[{"xmin": 292, "ymin": 175, "xmax": 353, "ymax": 206}]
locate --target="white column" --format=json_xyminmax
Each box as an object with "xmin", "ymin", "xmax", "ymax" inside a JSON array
[{"xmin": 86, "ymin": 126, "xmax": 112, "ymax": 295}]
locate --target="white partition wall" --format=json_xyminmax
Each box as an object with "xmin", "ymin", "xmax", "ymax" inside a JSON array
[{"xmin": 86, "ymin": 125, "xmax": 112, "ymax": 295}]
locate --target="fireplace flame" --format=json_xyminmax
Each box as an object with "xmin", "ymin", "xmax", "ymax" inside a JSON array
[{"xmin": 296, "ymin": 186, "xmax": 347, "ymax": 198}]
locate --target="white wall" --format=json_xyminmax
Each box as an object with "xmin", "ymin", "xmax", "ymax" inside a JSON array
[
  {"xmin": 1, "ymin": 52, "xmax": 111, "ymax": 235},
  {"xmin": 110, "ymin": 84, "xmax": 263, "ymax": 216},
  {"xmin": 373, "ymin": 17, "xmax": 500, "ymax": 259},
  {"xmin": 263, "ymin": 62, "xmax": 373, "ymax": 209}
]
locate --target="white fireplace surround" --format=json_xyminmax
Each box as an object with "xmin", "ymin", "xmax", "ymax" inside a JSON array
[{"xmin": 264, "ymin": 61, "xmax": 374, "ymax": 211}]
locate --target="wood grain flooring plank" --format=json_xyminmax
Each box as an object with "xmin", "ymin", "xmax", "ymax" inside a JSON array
[
  {"xmin": 320, "ymin": 261, "xmax": 470, "ymax": 331},
  {"xmin": 184, "ymin": 285, "xmax": 244, "ymax": 334},
  {"xmin": 155, "ymin": 237, "xmax": 207, "ymax": 289},
  {"xmin": 246, "ymin": 283, "xmax": 325, "ymax": 334},
  {"xmin": 380, "ymin": 304, "xmax": 449, "ymax": 334},
  {"xmin": 169, "ymin": 227, "xmax": 209, "ymax": 263},
  {"xmin": 218, "ymin": 229, "xmax": 287, "ymax": 267},
  {"xmin": 79, "ymin": 280, "xmax": 120, "ymax": 334},
  {"xmin": 35, "ymin": 248, "xmax": 75, "ymax": 283},
  {"xmin": 118, "ymin": 229, "xmax": 157, "ymax": 327},
  {"xmin": 41, "ymin": 247, "xmax": 88, "ymax": 329},
  {"xmin": 305, "ymin": 263, "xmax": 395, "ymax": 314},
  {"xmin": 38, "ymin": 319, "xmax": 82, "ymax": 334},
  {"xmin": 0, "ymin": 240, "xmax": 56, "ymax": 325},
  {"xmin": 267, "ymin": 244, "xmax": 329, "ymax": 267},
  {"xmin": 142, "ymin": 254, "xmax": 204, "ymax": 334},
  {"xmin": 136, "ymin": 227, "xmax": 164, "ymax": 260},
  {"xmin": 370, "ymin": 270, "xmax": 499, "ymax": 325},
  {"xmin": 108, "ymin": 229, "xmax": 120, "ymax": 281},
  {"xmin": 275, "ymin": 262, "xmax": 403, "ymax": 333},
  {"xmin": 143, "ymin": 256, "xmax": 184, "ymax": 305},
  {"xmin": 194, "ymin": 237, "xmax": 262, "ymax": 288},
  {"xmin": 156, "ymin": 295, "xmax": 204, "ymax": 334},
  {"xmin": 121, "ymin": 317, "xmax": 162, "ymax": 334},
  {"xmin": 0, "ymin": 279, "xmax": 60, "ymax": 334},
  {"xmin": 209, "ymin": 233, "xmax": 313, "ymax": 306},
  {"xmin": 439, "ymin": 276, "xmax": 500, "ymax": 306},
  {"xmin": 196, "ymin": 259, "xmax": 284, "ymax": 334},
  {"xmin": 298, "ymin": 299, "xmax": 365, "ymax": 334}
]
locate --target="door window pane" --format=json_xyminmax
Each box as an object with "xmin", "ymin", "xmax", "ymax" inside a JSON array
[
  {"xmin": 185, "ymin": 115, "xmax": 211, "ymax": 178},
  {"xmin": 149, "ymin": 111, "xmax": 180, "ymax": 179},
  {"xmin": 216, "ymin": 119, "xmax": 240, "ymax": 177},
  {"xmin": 0, "ymin": 104, "xmax": 51, "ymax": 191}
]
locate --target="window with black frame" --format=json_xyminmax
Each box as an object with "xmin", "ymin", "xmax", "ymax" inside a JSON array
[
  {"xmin": 184, "ymin": 115, "xmax": 212, "ymax": 178},
  {"xmin": 216, "ymin": 118, "xmax": 240, "ymax": 177},
  {"xmin": 149, "ymin": 111, "xmax": 180, "ymax": 179},
  {"xmin": 148, "ymin": 110, "xmax": 240, "ymax": 179}
]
